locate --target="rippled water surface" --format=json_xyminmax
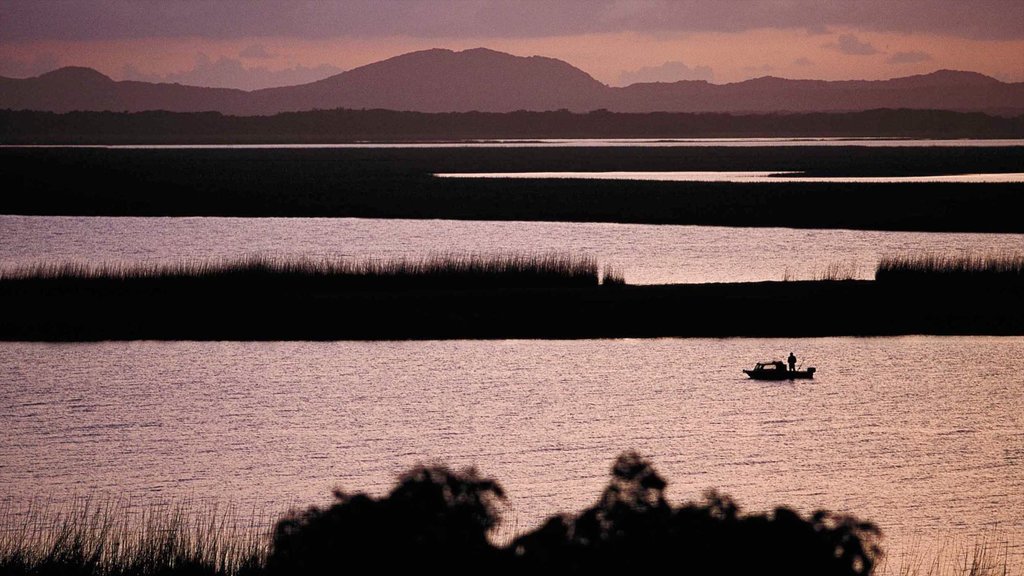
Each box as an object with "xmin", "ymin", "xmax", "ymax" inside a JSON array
[
  {"xmin": 1, "ymin": 337, "xmax": 1022, "ymax": 559},
  {"xmin": 2, "ymin": 216, "xmax": 1022, "ymax": 284}
]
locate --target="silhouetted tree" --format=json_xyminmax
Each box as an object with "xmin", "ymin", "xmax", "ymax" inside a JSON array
[
  {"xmin": 266, "ymin": 465, "xmax": 505, "ymax": 575},
  {"xmin": 510, "ymin": 451, "xmax": 881, "ymax": 575}
]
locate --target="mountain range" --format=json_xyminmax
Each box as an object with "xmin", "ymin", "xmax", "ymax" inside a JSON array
[{"xmin": 2, "ymin": 47, "xmax": 1023, "ymax": 116}]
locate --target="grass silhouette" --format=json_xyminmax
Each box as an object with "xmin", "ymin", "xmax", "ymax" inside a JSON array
[
  {"xmin": 0, "ymin": 498, "xmax": 268, "ymax": 576},
  {"xmin": 0, "ymin": 254, "xmax": 605, "ymax": 289},
  {"xmin": 876, "ymin": 253, "xmax": 1024, "ymax": 285}
]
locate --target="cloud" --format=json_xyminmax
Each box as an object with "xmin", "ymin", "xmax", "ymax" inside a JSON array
[
  {"xmin": 887, "ymin": 50, "xmax": 933, "ymax": 64},
  {"xmin": 121, "ymin": 54, "xmax": 342, "ymax": 90},
  {"xmin": 0, "ymin": 53, "xmax": 60, "ymax": 78},
  {"xmin": 2, "ymin": 1, "xmax": 1023, "ymax": 42},
  {"xmin": 617, "ymin": 60, "xmax": 714, "ymax": 85},
  {"xmin": 239, "ymin": 44, "xmax": 275, "ymax": 59},
  {"xmin": 793, "ymin": 57, "xmax": 814, "ymax": 66},
  {"xmin": 826, "ymin": 34, "xmax": 879, "ymax": 55}
]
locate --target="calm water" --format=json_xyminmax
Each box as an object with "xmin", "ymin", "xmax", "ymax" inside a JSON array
[
  {"xmin": 1, "ymin": 337, "xmax": 1022, "ymax": 561},
  {"xmin": 2, "ymin": 216, "xmax": 1022, "ymax": 284}
]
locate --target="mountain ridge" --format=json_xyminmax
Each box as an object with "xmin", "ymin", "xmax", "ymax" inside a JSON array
[{"xmin": 2, "ymin": 48, "xmax": 1023, "ymax": 116}]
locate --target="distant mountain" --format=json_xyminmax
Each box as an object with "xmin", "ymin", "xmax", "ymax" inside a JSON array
[
  {"xmin": 2, "ymin": 48, "xmax": 1023, "ymax": 116},
  {"xmin": 0, "ymin": 66, "xmax": 248, "ymax": 114}
]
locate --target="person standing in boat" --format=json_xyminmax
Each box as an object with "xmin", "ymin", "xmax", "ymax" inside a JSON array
[{"xmin": 788, "ymin": 352, "xmax": 797, "ymax": 372}]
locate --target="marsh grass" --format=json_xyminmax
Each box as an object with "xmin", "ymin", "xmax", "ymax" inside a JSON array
[
  {"xmin": 879, "ymin": 537, "xmax": 1021, "ymax": 576},
  {"xmin": 0, "ymin": 253, "xmax": 613, "ymax": 290},
  {"xmin": 600, "ymin": 264, "xmax": 625, "ymax": 286},
  {"xmin": 0, "ymin": 498, "xmax": 271, "ymax": 576},
  {"xmin": 813, "ymin": 260, "xmax": 861, "ymax": 281},
  {"xmin": 876, "ymin": 253, "xmax": 1024, "ymax": 285}
]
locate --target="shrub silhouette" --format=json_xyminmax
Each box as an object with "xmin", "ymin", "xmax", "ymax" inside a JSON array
[
  {"xmin": 263, "ymin": 452, "xmax": 880, "ymax": 575},
  {"xmin": 265, "ymin": 465, "xmax": 505, "ymax": 574},
  {"xmin": 509, "ymin": 451, "xmax": 881, "ymax": 575}
]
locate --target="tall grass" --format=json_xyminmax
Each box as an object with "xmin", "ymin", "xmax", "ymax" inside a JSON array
[
  {"xmin": 876, "ymin": 253, "xmax": 1024, "ymax": 284},
  {"xmin": 878, "ymin": 537, "xmax": 1021, "ymax": 576},
  {"xmin": 0, "ymin": 498, "xmax": 270, "ymax": 576},
  {"xmin": 0, "ymin": 254, "xmax": 618, "ymax": 289},
  {"xmin": 813, "ymin": 260, "xmax": 861, "ymax": 281}
]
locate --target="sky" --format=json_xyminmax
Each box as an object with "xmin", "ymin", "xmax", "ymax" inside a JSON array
[{"xmin": 1, "ymin": 0, "xmax": 1023, "ymax": 90}]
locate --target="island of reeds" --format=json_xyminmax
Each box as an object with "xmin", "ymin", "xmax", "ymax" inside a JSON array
[
  {"xmin": 2, "ymin": 146, "xmax": 1023, "ymax": 233},
  {"xmin": 1, "ymin": 253, "xmax": 1021, "ymax": 341}
]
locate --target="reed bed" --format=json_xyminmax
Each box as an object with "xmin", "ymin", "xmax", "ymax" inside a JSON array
[
  {"xmin": 0, "ymin": 253, "xmax": 614, "ymax": 289},
  {"xmin": 0, "ymin": 498, "xmax": 271, "ymax": 576},
  {"xmin": 876, "ymin": 253, "xmax": 1024, "ymax": 284}
]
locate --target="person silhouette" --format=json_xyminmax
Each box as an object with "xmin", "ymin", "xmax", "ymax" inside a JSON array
[{"xmin": 788, "ymin": 352, "xmax": 797, "ymax": 372}]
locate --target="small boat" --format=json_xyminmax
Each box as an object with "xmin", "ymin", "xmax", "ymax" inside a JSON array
[{"xmin": 743, "ymin": 361, "xmax": 816, "ymax": 380}]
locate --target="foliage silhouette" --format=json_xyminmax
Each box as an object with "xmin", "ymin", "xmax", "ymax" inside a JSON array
[
  {"xmin": 509, "ymin": 451, "xmax": 881, "ymax": 575},
  {"xmin": 265, "ymin": 465, "xmax": 505, "ymax": 574},
  {"xmin": 262, "ymin": 452, "xmax": 881, "ymax": 575}
]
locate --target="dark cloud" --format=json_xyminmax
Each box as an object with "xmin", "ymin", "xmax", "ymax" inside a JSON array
[
  {"xmin": 617, "ymin": 60, "xmax": 713, "ymax": 85},
  {"xmin": 793, "ymin": 57, "xmax": 814, "ymax": 66},
  {"xmin": 239, "ymin": 44, "xmax": 275, "ymax": 59},
  {"xmin": 887, "ymin": 50, "xmax": 933, "ymax": 64},
  {"xmin": 120, "ymin": 54, "xmax": 342, "ymax": 90},
  {"xmin": 826, "ymin": 34, "xmax": 880, "ymax": 55},
  {"xmin": 1, "ymin": 0, "xmax": 1022, "ymax": 42}
]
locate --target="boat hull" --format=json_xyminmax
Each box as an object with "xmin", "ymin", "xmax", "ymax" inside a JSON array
[{"xmin": 743, "ymin": 369, "xmax": 816, "ymax": 380}]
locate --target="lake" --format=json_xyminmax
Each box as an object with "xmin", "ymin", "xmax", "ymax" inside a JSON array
[
  {"xmin": 1, "ymin": 337, "xmax": 1022, "ymax": 566},
  {"xmin": 2, "ymin": 141, "xmax": 1023, "ymax": 571}
]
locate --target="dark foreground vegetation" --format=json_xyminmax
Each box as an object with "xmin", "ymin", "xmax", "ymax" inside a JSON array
[
  {"xmin": 2, "ymin": 146, "xmax": 1023, "ymax": 232},
  {"xmin": 3, "ymin": 108, "xmax": 1023, "ymax": 144},
  {"xmin": 0, "ymin": 452, "xmax": 883, "ymax": 576},
  {"xmin": 1, "ymin": 254, "xmax": 1021, "ymax": 341}
]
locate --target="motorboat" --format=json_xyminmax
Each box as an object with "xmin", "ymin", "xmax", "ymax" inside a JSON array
[{"xmin": 743, "ymin": 361, "xmax": 816, "ymax": 380}]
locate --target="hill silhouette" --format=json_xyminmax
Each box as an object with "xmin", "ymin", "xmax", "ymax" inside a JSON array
[{"xmin": 2, "ymin": 48, "xmax": 1023, "ymax": 115}]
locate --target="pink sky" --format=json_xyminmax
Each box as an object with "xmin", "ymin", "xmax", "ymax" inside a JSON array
[{"xmin": 2, "ymin": 1, "xmax": 1023, "ymax": 89}]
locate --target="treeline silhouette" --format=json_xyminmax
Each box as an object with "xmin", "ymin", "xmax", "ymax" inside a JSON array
[
  {"xmin": 0, "ymin": 452, "xmax": 882, "ymax": 575},
  {"xmin": 2, "ymin": 107, "xmax": 1023, "ymax": 144}
]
